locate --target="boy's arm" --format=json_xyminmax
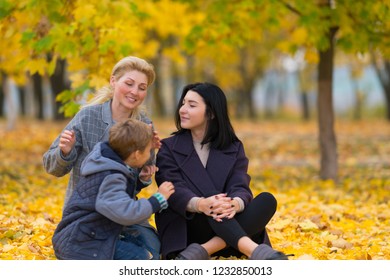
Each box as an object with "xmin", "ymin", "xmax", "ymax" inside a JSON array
[{"xmin": 95, "ymin": 174, "xmax": 162, "ymax": 226}]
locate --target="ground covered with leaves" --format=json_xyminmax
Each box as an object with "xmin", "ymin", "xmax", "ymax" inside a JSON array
[{"xmin": 0, "ymin": 119, "xmax": 389, "ymax": 260}]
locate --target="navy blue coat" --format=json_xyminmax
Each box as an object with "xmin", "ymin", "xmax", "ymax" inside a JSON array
[{"xmin": 155, "ymin": 131, "xmax": 268, "ymax": 258}]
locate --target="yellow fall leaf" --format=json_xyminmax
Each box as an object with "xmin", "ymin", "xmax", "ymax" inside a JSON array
[
  {"xmin": 291, "ymin": 27, "xmax": 308, "ymax": 45},
  {"xmin": 298, "ymin": 219, "xmax": 320, "ymax": 231}
]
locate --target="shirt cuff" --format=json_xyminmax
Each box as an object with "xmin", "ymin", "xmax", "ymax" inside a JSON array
[
  {"xmin": 152, "ymin": 192, "xmax": 168, "ymax": 212},
  {"xmin": 139, "ymin": 178, "xmax": 152, "ymax": 186},
  {"xmin": 233, "ymin": 197, "xmax": 245, "ymax": 212},
  {"xmin": 186, "ymin": 197, "xmax": 203, "ymax": 213}
]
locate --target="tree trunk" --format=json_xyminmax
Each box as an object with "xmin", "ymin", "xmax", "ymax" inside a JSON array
[
  {"xmin": 385, "ymin": 87, "xmax": 390, "ymax": 121},
  {"xmin": 317, "ymin": 27, "xmax": 338, "ymax": 181},
  {"xmin": 300, "ymin": 91, "xmax": 310, "ymax": 121},
  {"xmin": 0, "ymin": 72, "xmax": 5, "ymax": 117},
  {"xmin": 149, "ymin": 54, "xmax": 165, "ymax": 117},
  {"xmin": 4, "ymin": 76, "xmax": 18, "ymax": 130},
  {"xmin": 381, "ymin": 61, "xmax": 390, "ymax": 121},
  {"xmin": 18, "ymin": 86, "xmax": 26, "ymax": 116},
  {"xmin": 49, "ymin": 58, "xmax": 69, "ymax": 120},
  {"xmin": 159, "ymin": 55, "xmax": 175, "ymax": 117},
  {"xmin": 238, "ymin": 49, "xmax": 257, "ymax": 119},
  {"xmin": 297, "ymin": 69, "xmax": 311, "ymax": 121},
  {"xmin": 351, "ymin": 75, "xmax": 363, "ymax": 120},
  {"xmin": 372, "ymin": 59, "xmax": 390, "ymax": 121},
  {"xmin": 32, "ymin": 73, "xmax": 44, "ymax": 120}
]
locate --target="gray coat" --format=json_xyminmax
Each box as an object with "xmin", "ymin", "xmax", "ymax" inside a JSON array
[{"xmin": 42, "ymin": 100, "xmax": 153, "ymax": 206}]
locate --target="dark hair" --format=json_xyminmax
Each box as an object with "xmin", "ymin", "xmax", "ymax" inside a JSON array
[{"xmin": 174, "ymin": 82, "xmax": 238, "ymax": 150}]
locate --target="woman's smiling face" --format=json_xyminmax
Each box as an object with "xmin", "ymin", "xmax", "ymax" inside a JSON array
[
  {"xmin": 111, "ymin": 70, "xmax": 149, "ymax": 112},
  {"xmin": 179, "ymin": 90, "xmax": 208, "ymax": 136}
]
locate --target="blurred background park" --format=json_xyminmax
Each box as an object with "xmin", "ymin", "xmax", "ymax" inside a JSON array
[{"xmin": 0, "ymin": 0, "xmax": 389, "ymax": 260}]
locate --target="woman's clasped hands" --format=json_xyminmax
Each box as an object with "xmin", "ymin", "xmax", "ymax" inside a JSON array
[{"xmin": 198, "ymin": 193, "xmax": 238, "ymax": 222}]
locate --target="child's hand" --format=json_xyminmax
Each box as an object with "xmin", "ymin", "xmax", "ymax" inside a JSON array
[
  {"xmin": 59, "ymin": 129, "xmax": 76, "ymax": 156},
  {"xmin": 158, "ymin": 181, "xmax": 175, "ymax": 200}
]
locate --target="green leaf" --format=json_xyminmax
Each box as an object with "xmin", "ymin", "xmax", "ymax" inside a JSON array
[
  {"xmin": 0, "ymin": 0, "xmax": 13, "ymax": 19},
  {"xmin": 33, "ymin": 36, "xmax": 53, "ymax": 52},
  {"xmin": 21, "ymin": 31, "xmax": 36, "ymax": 44}
]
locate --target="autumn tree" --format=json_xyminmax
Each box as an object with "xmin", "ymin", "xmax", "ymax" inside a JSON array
[
  {"xmin": 372, "ymin": 55, "xmax": 390, "ymax": 121},
  {"xmin": 279, "ymin": 0, "xmax": 390, "ymax": 180},
  {"xmin": 139, "ymin": 0, "xmax": 204, "ymax": 116},
  {"xmin": 179, "ymin": 0, "xmax": 390, "ymax": 181},
  {"xmin": 182, "ymin": 1, "xmax": 280, "ymax": 119},
  {"xmin": 0, "ymin": 0, "xmax": 160, "ymax": 118}
]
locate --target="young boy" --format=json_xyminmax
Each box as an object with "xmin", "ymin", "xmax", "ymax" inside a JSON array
[{"xmin": 52, "ymin": 119, "xmax": 174, "ymax": 260}]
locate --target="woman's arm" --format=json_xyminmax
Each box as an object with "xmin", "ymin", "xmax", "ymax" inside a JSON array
[
  {"xmin": 224, "ymin": 141, "xmax": 253, "ymax": 204},
  {"xmin": 42, "ymin": 116, "xmax": 83, "ymax": 177},
  {"xmin": 155, "ymin": 140, "xmax": 198, "ymax": 216}
]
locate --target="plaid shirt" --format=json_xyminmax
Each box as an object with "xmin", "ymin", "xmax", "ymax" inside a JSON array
[{"xmin": 43, "ymin": 100, "xmax": 153, "ymax": 206}]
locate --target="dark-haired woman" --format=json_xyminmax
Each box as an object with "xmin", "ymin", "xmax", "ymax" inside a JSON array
[{"xmin": 154, "ymin": 82, "xmax": 288, "ymax": 260}]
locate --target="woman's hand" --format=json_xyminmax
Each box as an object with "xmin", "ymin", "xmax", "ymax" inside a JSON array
[
  {"xmin": 59, "ymin": 130, "xmax": 76, "ymax": 156},
  {"xmin": 213, "ymin": 198, "xmax": 239, "ymax": 221},
  {"xmin": 139, "ymin": 165, "xmax": 159, "ymax": 181},
  {"xmin": 198, "ymin": 194, "xmax": 237, "ymax": 221},
  {"xmin": 148, "ymin": 124, "xmax": 161, "ymax": 149}
]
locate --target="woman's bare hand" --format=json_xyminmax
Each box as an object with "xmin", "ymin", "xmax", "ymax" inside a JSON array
[{"xmin": 59, "ymin": 130, "xmax": 76, "ymax": 156}]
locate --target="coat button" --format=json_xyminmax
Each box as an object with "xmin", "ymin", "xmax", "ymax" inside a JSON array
[
  {"xmin": 91, "ymin": 231, "xmax": 95, "ymax": 236},
  {"xmin": 93, "ymin": 253, "xmax": 97, "ymax": 257}
]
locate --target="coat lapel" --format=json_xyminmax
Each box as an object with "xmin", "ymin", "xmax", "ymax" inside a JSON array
[
  {"xmin": 207, "ymin": 146, "xmax": 237, "ymax": 192},
  {"xmin": 100, "ymin": 100, "xmax": 114, "ymax": 142},
  {"xmin": 173, "ymin": 132, "xmax": 237, "ymax": 196}
]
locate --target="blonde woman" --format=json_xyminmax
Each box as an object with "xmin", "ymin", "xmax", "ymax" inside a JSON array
[{"xmin": 43, "ymin": 56, "xmax": 162, "ymax": 259}]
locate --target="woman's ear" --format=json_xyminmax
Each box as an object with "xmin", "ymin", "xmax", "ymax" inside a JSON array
[{"xmin": 109, "ymin": 76, "xmax": 115, "ymax": 88}]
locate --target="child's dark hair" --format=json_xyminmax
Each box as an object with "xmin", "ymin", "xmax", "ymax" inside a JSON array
[{"xmin": 109, "ymin": 119, "xmax": 153, "ymax": 160}]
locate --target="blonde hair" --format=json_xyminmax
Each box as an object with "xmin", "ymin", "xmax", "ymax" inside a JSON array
[
  {"xmin": 83, "ymin": 56, "xmax": 155, "ymax": 119},
  {"xmin": 109, "ymin": 119, "xmax": 153, "ymax": 160}
]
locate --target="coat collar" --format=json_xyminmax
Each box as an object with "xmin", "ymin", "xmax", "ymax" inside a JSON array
[
  {"xmin": 102, "ymin": 100, "xmax": 114, "ymax": 126},
  {"xmin": 172, "ymin": 131, "xmax": 239, "ymax": 196}
]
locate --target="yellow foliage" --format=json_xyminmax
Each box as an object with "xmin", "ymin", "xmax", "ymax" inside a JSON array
[
  {"xmin": 304, "ymin": 48, "xmax": 319, "ymax": 64},
  {"xmin": 276, "ymin": 41, "xmax": 292, "ymax": 54},
  {"xmin": 292, "ymin": 27, "xmax": 308, "ymax": 45},
  {"xmin": 73, "ymin": 4, "xmax": 97, "ymax": 22}
]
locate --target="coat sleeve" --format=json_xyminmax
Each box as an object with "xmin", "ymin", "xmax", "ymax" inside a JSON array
[
  {"xmin": 224, "ymin": 142, "xmax": 253, "ymax": 206},
  {"xmin": 155, "ymin": 140, "xmax": 198, "ymax": 217},
  {"xmin": 95, "ymin": 174, "xmax": 160, "ymax": 226},
  {"xmin": 42, "ymin": 113, "xmax": 84, "ymax": 177}
]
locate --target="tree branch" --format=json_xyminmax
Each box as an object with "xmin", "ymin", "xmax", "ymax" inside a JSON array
[{"xmin": 277, "ymin": 0, "xmax": 302, "ymax": 16}]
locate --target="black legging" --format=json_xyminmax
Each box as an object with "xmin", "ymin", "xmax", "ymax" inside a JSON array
[{"xmin": 187, "ymin": 192, "xmax": 277, "ymax": 257}]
